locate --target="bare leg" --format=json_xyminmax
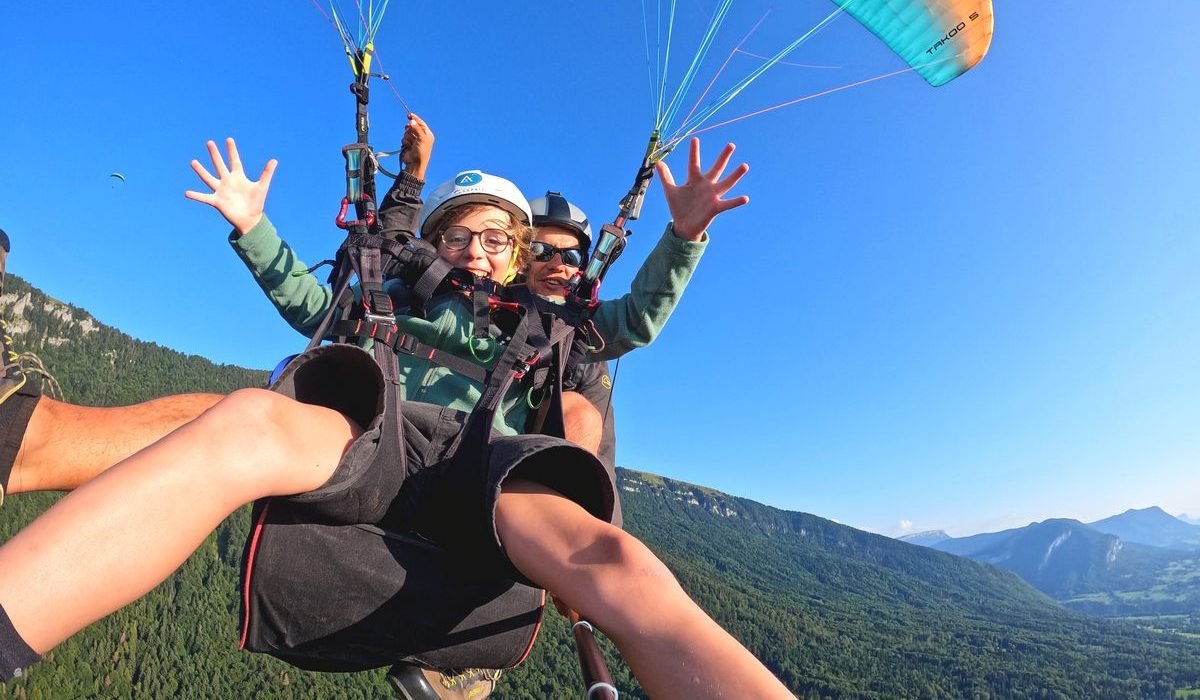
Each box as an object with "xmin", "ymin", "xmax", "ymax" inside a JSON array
[
  {"xmin": 560, "ymin": 390, "xmax": 602, "ymax": 454},
  {"xmin": 7, "ymin": 394, "xmax": 223, "ymax": 493},
  {"xmin": 496, "ymin": 480, "xmax": 793, "ymax": 700},
  {"xmin": 1, "ymin": 394, "xmax": 786, "ymax": 696},
  {"xmin": 0, "ymin": 388, "xmax": 356, "ymax": 653}
]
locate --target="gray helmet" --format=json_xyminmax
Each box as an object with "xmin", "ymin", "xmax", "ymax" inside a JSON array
[{"xmin": 529, "ymin": 192, "xmax": 592, "ymax": 249}]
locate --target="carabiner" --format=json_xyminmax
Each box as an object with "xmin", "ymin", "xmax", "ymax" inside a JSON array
[{"xmin": 335, "ymin": 197, "xmax": 377, "ymax": 230}]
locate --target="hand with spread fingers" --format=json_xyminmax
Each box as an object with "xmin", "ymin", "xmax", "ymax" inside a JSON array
[
  {"xmin": 400, "ymin": 113, "xmax": 434, "ymax": 181},
  {"xmin": 184, "ymin": 138, "xmax": 278, "ymax": 237},
  {"xmin": 655, "ymin": 138, "xmax": 750, "ymax": 242}
]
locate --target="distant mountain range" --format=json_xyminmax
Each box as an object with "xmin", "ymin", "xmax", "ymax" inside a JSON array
[
  {"xmin": 4, "ymin": 274, "xmax": 1200, "ymax": 698},
  {"xmin": 897, "ymin": 529, "xmax": 950, "ymax": 546},
  {"xmin": 1088, "ymin": 506, "xmax": 1200, "ymax": 549},
  {"xmin": 908, "ymin": 507, "xmax": 1200, "ymax": 618}
]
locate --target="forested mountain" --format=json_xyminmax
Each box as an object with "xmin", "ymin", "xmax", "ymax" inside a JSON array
[
  {"xmin": 0, "ymin": 275, "xmax": 266, "ymax": 404},
  {"xmin": 2, "ymin": 276, "xmax": 1200, "ymax": 699},
  {"xmin": 925, "ymin": 515, "xmax": 1200, "ymax": 620},
  {"xmin": 936, "ymin": 519, "xmax": 1129, "ymax": 595},
  {"xmin": 1089, "ymin": 506, "xmax": 1200, "ymax": 550}
]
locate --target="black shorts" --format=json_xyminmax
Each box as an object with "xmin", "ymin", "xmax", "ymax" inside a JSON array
[
  {"xmin": 0, "ymin": 389, "xmax": 41, "ymax": 502},
  {"xmin": 240, "ymin": 344, "xmax": 616, "ymax": 672}
]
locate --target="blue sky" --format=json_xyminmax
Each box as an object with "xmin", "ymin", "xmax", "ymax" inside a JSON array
[{"xmin": 1, "ymin": 1, "xmax": 1196, "ymax": 537}]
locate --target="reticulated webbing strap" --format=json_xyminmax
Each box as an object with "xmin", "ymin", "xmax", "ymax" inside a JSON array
[
  {"xmin": 372, "ymin": 334, "xmax": 398, "ymax": 382},
  {"xmin": 371, "ymin": 235, "xmax": 470, "ymax": 319},
  {"xmin": 354, "ymin": 245, "xmax": 402, "ymax": 384},
  {"xmin": 410, "ymin": 255, "xmax": 455, "ymax": 306},
  {"xmin": 452, "ymin": 308, "xmax": 535, "ymax": 455},
  {"xmin": 306, "ymin": 254, "xmax": 356, "ymax": 352},
  {"xmin": 327, "ymin": 286, "xmax": 356, "ymax": 343},
  {"xmin": 329, "ymin": 320, "xmax": 490, "ymax": 385},
  {"xmin": 329, "ymin": 299, "xmax": 578, "ymax": 402},
  {"xmin": 507, "ymin": 287, "xmax": 556, "ymax": 362},
  {"xmin": 528, "ymin": 366, "xmax": 551, "ymax": 392},
  {"xmin": 359, "ymin": 247, "xmax": 393, "ymax": 307},
  {"xmin": 525, "ymin": 317, "xmax": 578, "ymax": 438},
  {"xmin": 354, "ymin": 245, "xmax": 383, "ymax": 298},
  {"xmin": 527, "ymin": 369, "xmax": 561, "ymax": 437},
  {"xmin": 472, "ymin": 290, "xmax": 492, "ymax": 342}
]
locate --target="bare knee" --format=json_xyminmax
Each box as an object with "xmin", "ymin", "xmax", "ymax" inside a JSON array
[
  {"xmin": 200, "ymin": 389, "xmax": 291, "ymax": 440},
  {"xmin": 591, "ymin": 528, "xmax": 676, "ymax": 590},
  {"xmin": 187, "ymin": 389, "xmax": 294, "ymax": 468},
  {"xmin": 569, "ymin": 525, "xmax": 683, "ymax": 632},
  {"xmin": 203, "ymin": 388, "xmax": 358, "ymax": 447},
  {"xmin": 497, "ymin": 481, "xmax": 680, "ymax": 629},
  {"xmin": 190, "ymin": 389, "xmax": 358, "ymax": 494},
  {"xmin": 497, "ymin": 483, "xmax": 669, "ymax": 586}
]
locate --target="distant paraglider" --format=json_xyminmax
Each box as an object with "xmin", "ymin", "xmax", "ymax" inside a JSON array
[{"xmin": 109, "ymin": 173, "xmax": 126, "ymax": 187}]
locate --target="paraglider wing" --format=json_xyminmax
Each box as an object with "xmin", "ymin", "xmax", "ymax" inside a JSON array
[
  {"xmin": 110, "ymin": 173, "xmax": 126, "ymax": 183},
  {"xmin": 838, "ymin": 0, "xmax": 994, "ymax": 86}
]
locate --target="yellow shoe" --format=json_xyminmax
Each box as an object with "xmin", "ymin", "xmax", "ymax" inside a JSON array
[
  {"xmin": 387, "ymin": 664, "xmax": 501, "ymax": 700},
  {"xmin": 0, "ymin": 320, "xmax": 30, "ymax": 406},
  {"xmin": 425, "ymin": 667, "xmax": 501, "ymax": 700}
]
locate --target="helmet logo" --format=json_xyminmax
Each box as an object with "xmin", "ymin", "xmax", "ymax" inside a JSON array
[{"xmin": 455, "ymin": 172, "xmax": 483, "ymax": 187}]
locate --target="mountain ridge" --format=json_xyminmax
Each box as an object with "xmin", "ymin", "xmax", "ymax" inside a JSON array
[
  {"xmin": 897, "ymin": 529, "xmax": 950, "ymax": 546},
  {"xmin": 1088, "ymin": 506, "xmax": 1200, "ymax": 550},
  {"xmin": 918, "ymin": 513, "xmax": 1200, "ymax": 620}
]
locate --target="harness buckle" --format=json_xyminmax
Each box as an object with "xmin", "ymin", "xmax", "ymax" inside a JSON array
[
  {"xmin": 363, "ymin": 286, "xmax": 394, "ymax": 319},
  {"xmin": 512, "ymin": 351, "xmax": 541, "ymax": 380},
  {"xmin": 361, "ymin": 288, "xmax": 396, "ymax": 339},
  {"xmin": 488, "ymin": 299, "xmax": 522, "ymax": 315},
  {"xmin": 395, "ymin": 333, "xmax": 417, "ymax": 353}
]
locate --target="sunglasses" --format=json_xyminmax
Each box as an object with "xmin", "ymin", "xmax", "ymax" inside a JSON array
[
  {"xmin": 439, "ymin": 226, "xmax": 513, "ymax": 254},
  {"xmin": 529, "ymin": 241, "xmax": 585, "ymax": 268}
]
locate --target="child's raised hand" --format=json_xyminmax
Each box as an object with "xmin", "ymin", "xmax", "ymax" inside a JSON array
[
  {"xmin": 185, "ymin": 138, "xmax": 277, "ymax": 237},
  {"xmin": 400, "ymin": 113, "xmax": 434, "ymax": 181}
]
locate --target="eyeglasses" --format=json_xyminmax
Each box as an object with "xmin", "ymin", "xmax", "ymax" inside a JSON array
[
  {"xmin": 439, "ymin": 226, "xmax": 513, "ymax": 254},
  {"xmin": 529, "ymin": 241, "xmax": 585, "ymax": 268}
]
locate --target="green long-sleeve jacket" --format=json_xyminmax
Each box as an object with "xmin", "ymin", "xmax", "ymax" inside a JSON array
[{"xmin": 230, "ymin": 215, "xmax": 706, "ymax": 434}]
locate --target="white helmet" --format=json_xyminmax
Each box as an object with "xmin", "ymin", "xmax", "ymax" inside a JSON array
[
  {"xmin": 529, "ymin": 191, "xmax": 592, "ymax": 248},
  {"xmin": 418, "ymin": 170, "xmax": 532, "ymax": 237}
]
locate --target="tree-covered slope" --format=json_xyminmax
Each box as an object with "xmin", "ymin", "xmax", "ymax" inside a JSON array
[
  {"xmin": 618, "ymin": 471, "xmax": 1200, "ymax": 698},
  {"xmin": 929, "ymin": 516, "xmax": 1200, "ymax": 618},
  {"xmin": 1, "ymin": 275, "xmax": 266, "ymax": 404}
]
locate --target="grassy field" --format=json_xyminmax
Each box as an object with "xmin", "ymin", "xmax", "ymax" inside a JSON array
[{"xmin": 1061, "ymin": 556, "xmax": 1200, "ymax": 618}]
